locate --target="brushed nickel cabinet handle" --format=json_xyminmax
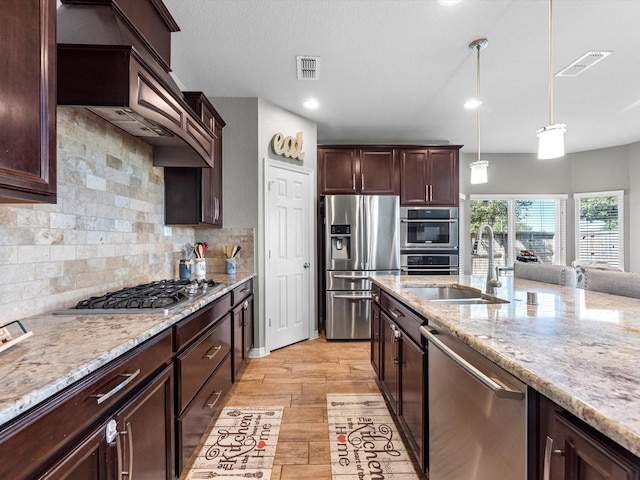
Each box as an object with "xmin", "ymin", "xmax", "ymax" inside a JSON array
[
  {"xmin": 425, "ymin": 185, "xmax": 428, "ymax": 201},
  {"xmin": 388, "ymin": 307, "xmax": 404, "ymax": 319},
  {"xmin": 361, "ymin": 174, "xmax": 365, "ymax": 191},
  {"xmin": 205, "ymin": 391, "xmax": 222, "ymax": 409},
  {"xmin": 92, "ymin": 369, "xmax": 141, "ymax": 404},
  {"xmin": 352, "ymin": 173, "xmax": 356, "ymax": 191},
  {"xmin": 203, "ymin": 345, "xmax": 222, "ymax": 360},
  {"xmin": 543, "ymin": 435, "xmax": 565, "ymax": 480}
]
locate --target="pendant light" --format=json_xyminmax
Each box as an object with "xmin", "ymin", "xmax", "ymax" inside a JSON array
[
  {"xmin": 469, "ymin": 38, "xmax": 489, "ymax": 184},
  {"xmin": 537, "ymin": 0, "xmax": 566, "ymax": 159}
]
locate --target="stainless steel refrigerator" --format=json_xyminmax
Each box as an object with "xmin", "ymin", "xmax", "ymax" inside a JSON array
[{"xmin": 324, "ymin": 195, "xmax": 400, "ymax": 339}]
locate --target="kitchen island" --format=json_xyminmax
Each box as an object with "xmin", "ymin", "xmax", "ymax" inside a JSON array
[{"xmin": 371, "ymin": 273, "xmax": 640, "ymax": 461}]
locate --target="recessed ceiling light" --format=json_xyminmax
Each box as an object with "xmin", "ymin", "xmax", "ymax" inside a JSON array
[
  {"xmin": 437, "ymin": 0, "xmax": 462, "ymax": 6},
  {"xmin": 464, "ymin": 99, "xmax": 482, "ymax": 109},
  {"xmin": 303, "ymin": 99, "xmax": 319, "ymax": 109}
]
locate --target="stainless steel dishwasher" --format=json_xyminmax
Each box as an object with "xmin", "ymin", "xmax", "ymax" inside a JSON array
[{"xmin": 420, "ymin": 325, "xmax": 527, "ymax": 480}]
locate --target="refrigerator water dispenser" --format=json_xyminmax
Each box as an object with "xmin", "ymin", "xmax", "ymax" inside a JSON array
[{"xmin": 330, "ymin": 224, "xmax": 351, "ymax": 260}]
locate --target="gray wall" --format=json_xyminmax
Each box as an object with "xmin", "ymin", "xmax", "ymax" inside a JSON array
[
  {"xmin": 460, "ymin": 141, "xmax": 639, "ymax": 272},
  {"xmin": 212, "ymin": 96, "xmax": 318, "ymax": 354}
]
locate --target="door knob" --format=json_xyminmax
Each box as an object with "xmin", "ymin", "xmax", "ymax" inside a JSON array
[{"xmin": 303, "ymin": 262, "xmax": 310, "ymax": 268}]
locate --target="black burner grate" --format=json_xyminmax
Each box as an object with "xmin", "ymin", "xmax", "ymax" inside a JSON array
[{"xmin": 75, "ymin": 279, "xmax": 217, "ymax": 310}]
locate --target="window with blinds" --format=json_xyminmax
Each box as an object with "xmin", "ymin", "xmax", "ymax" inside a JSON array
[
  {"xmin": 470, "ymin": 196, "xmax": 567, "ymax": 274},
  {"xmin": 575, "ymin": 191, "xmax": 624, "ymax": 268}
]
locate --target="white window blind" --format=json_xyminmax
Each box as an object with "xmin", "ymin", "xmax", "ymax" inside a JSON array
[
  {"xmin": 470, "ymin": 195, "xmax": 567, "ymax": 274},
  {"xmin": 575, "ymin": 191, "xmax": 624, "ymax": 268}
]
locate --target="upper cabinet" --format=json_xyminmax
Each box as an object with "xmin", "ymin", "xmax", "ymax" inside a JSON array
[
  {"xmin": 318, "ymin": 146, "xmax": 399, "ymax": 195},
  {"xmin": 164, "ymin": 93, "xmax": 225, "ymax": 226},
  {"xmin": 399, "ymin": 147, "xmax": 459, "ymax": 206},
  {"xmin": 0, "ymin": 0, "xmax": 57, "ymax": 203},
  {"xmin": 318, "ymin": 145, "xmax": 460, "ymax": 207}
]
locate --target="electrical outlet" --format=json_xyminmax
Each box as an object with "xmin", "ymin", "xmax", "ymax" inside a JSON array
[{"xmin": 164, "ymin": 226, "xmax": 172, "ymax": 237}]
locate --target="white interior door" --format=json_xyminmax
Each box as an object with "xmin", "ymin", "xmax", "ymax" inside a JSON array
[{"xmin": 265, "ymin": 160, "xmax": 314, "ymax": 351}]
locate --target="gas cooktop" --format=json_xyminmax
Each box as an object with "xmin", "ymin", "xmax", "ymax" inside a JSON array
[{"xmin": 53, "ymin": 279, "xmax": 224, "ymax": 315}]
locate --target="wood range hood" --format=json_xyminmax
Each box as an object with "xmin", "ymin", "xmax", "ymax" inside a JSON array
[{"xmin": 57, "ymin": 0, "xmax": 214, "ymax": 168}]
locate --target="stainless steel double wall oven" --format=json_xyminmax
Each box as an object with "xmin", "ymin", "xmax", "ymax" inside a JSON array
[{"xmin": 400, "ymin": 206, "xmax": 459, "ymax": 275}]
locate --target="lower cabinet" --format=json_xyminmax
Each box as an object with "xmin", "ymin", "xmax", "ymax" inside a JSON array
[
  {"xmin": 370, "ymin": 293, "xmax": 381, "ymax": 377},
  {"xmin": 112, "ymin": 365, "xmax": 175, "ymax": 480},
  {"xmin": 177, "ymin": 354, "xmax": 232, "ymax": 473},
  {"xmin": 375, "ymin": 292, "xmax": 427, "ymax": 472},
  {"xmin": 0, "ymin": 330, "xmax": 174, "ymax": 480},
  {"xmin": 538, "ymin": 394, "xmax": 640, "ymax": 480},
  {"xmin": 232, "ymin": 280, "xmax": 254, "ymax": 381}
]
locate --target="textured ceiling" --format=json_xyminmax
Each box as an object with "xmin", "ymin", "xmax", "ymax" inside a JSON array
[{"xmin": 163, "ymin": 0, "xmax": 640, "ymax": 155}]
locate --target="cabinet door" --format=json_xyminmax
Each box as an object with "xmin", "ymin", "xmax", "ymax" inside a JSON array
[
  {"xmin": 358, "ymin": 148, "xmax": 399, "ymax": 194},
  {"xmin": 38, "ymin": 422, "xmax": 109, "ymax": 480},
  {"xmin": 399, "ymin": 333, "xmax": 426, "ymax": 472},
  {"xmin": 399, "ymin": 149, "xmax": 429, "ymax": 205},
  {"xmin": 380, "ymin": 312, "xmax": 400, "ymax": 414},
  {"xmin": 0, "ymin": 0, "xmax": 56, "ymax": 203},
  {"xmin": 318, "ymin": 148, "xmax": 358, "ymax": 194},
  {"xmin": 242, "ymin": 296, "xmax": 254, "ymax": 360},
  {"xmin": 553, "ymin": 412, "xmax": 640, "ymax": 480},
  {"xmin": 113, "ymin": 365, "xmax": 174, "ymax": 480},
  {"xmin": 232, "ymin": 303, "xmax": 244, "ymax": 381},
  {"xmin": 370, "ymin": 301, "xmax": 381, "ymax": 378},
  {"xmin": 428, "ymin": 149, "xmax": 459, "ymax": 206}
]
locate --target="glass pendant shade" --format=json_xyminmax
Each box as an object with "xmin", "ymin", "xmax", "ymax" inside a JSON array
[
  {"xmin": 537, "ymin": 123, "xmax": 566, "ymax": 159},
  {"xmin": 470, "ymin": 160, "xmax": 489, "ymax": 184}
]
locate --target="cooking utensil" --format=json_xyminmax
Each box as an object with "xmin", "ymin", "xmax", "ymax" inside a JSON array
[{"xmin": 233, "ymin": 246, "xmax": 241, "ymax": 257}]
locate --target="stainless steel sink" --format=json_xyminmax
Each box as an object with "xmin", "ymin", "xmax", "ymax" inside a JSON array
[{"xmin": 401, "ymin": 285, "xmax": 508, "ymax": 305}]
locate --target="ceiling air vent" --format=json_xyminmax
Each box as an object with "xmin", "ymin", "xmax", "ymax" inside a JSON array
[
  {"xmin": 556, "ymin": 51, "xmax": 613, "ymax": 77},
  {"xmin": 296, "ymin": 55, "xmax": 320, "ymax": 80}
]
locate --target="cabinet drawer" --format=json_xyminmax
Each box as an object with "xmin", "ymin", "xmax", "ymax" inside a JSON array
[
  {"xmin": 232, "ymin": 280, "xmax": 252, "ymax": 306},
  {"xmin": 380, "ymin": 291, "xmax": 425, "ymax": 344},
  {"xmin": 175, "ymin": 293, "xmax": 232, "ymax": 352},
  {"xmin": 177, "ymin": 313, "xmax": 232, "ymax": 413},
  {"xmin": 177, "ymin": 353, "xmax": 233, "ymax": 475},
  {"xmin": 371, "ymin": 284, "xmax": 381, "ymax": 304},
  {"xmin": 0, "ymin": 329, "xmax": 172, "ymax": 480}
]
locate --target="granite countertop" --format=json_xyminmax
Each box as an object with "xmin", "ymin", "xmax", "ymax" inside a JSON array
[
  {"xmin": 0, "ymin": 273, "xmax": 255, "ymax": 429},
  {"xmin": 371, "ymin": 273, "xmax": 640, "ymax": 457}
]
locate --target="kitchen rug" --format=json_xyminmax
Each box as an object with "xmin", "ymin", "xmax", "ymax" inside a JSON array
[
  {"xmin": 184, "ymin": 406, "xmax": 283, "ymax": 480},
  {"xmin": 327, "ymin": 393, "xmax": 421, "ymax": 480}
]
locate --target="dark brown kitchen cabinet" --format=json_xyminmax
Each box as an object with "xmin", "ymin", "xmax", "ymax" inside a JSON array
[
  {"xmin": 38, "ymin": 421, "xmax": 110, "ymax": 480},
  {"xmin": 0, "ymin": 0, "xmax": 57, "ymax": 203},
  {"xmin": 376, "ymin": 290, "xmax": 427, "ymax": 472},
  {"xmin": 164, "ymin": 93, "xmax": 225, "ymax": 226},
  {"xmin": 0, "ymin": 329, "xmax": 173, "ymax": 480},
  {"xmin": 112, "ymin": 364, "xmax": 175, "ymax": 480},
  {"xmin": 537, "ymin": 394, "xmax": 640, "ymax": 480},
  {"xmin": 399, "ymin": 147, "xmax": 459, "ymax": 206},
  {"xmin": 174, "ymin": 293, "xmax": 233, "ymax": 476},
  {"xmin": 370, "ymin": 285, "xmax": 381, "ymax": 377},
  {"xmin": 232, "ymin": 280, "xmax": 254, "ymax": 381},
  {"xmin": 318, "ymin": 146, "xmax": 399, "ymax": 195}
]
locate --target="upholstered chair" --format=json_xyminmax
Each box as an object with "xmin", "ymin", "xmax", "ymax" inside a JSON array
[
  {"xmin": 513, "ymin": 262, "xmax": 577, "ymax": 287},
  {"xmin": 583, "ymin": 268, "xmax": 640, "ymax": 298}
]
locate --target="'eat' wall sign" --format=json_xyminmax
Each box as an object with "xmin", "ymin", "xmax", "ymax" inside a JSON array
[{"xmin": 272, "ymin": 132, "xmax": 305, "ymax": 161}]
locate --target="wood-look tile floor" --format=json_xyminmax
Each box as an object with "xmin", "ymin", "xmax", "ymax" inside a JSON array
[{"xmin": 221, "ymin": 336, "xmax": 378, "ymax": 480}]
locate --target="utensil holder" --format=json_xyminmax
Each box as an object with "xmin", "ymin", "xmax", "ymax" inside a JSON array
[
  {"xmin": 179, "ymin": 259, "xmax": 192, "ymax": 279},
  {"xmin": 194, "ymin": 258, "xmax": 207, "ymax": 280},
  {"xmin": 226, "ymin": 258, "xmax": 236, "ymax": 275}
]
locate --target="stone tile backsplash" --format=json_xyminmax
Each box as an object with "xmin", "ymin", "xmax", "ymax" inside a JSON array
[{"xmin": 0, "ymin": 107, "xmax": 253, "ymax": 322}]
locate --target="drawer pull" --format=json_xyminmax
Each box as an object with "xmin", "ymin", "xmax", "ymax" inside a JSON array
[
  {"xmin": 388, "ymin": 307, "xmax": 404, "ymax": 319},
  {"xmin": 205, "ymin": 391, "xmax": 222, "ymax": 409},
  {"xmin": 239, "ymin": 287, "xmax": 249, "ymax": 293},
  {"xmin": 203, "ymin": 345, "xmax": 222, "ymax": 360},
  {"xmin": 92, "ymin": 369, "xmax": 141, "ymax": 404}
]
